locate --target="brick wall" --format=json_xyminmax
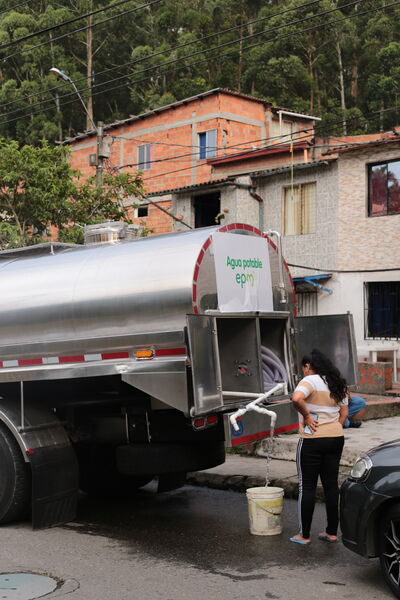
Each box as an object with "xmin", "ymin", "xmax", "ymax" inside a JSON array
[
  {"xmin": 68, "ymin": 90, "xmax": 316, "ymax": 235},
  {"xmin": 337, "ymin": 146, "xmax": 400, "ymax": 270},
  {"xmin": 69, "ymin": 91, "xmax": 269, "ymax": 198},
  {"xmin": 255, "ymin": 162, "xmax": 339, "ymax": 278}
]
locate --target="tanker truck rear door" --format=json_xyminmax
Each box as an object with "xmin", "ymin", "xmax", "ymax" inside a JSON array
[{"xmin": 294, "ymin": 313, "xmax": 358, "ymax": 386}]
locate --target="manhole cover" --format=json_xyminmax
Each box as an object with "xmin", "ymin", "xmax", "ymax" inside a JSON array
[{"xmin": 0, "ymin": 574, "xmax": 57, "ymax": 600}]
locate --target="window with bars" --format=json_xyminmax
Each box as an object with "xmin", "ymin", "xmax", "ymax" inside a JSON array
[
  {"xmin": 283, "ymin": 182, "xmax": 316, "ymax": 235},
  {"xmin": 137, "ymin": 143, "xmax": 152, "ymax": 170},
  {"xmin": 296, "ymin": 291, "xmax": 318, "ymax": 316},
  {"xmin": 198, "ymin": 130, "xmax": 217, "ymax": 160},
  {"xmin": 369, "ymin": 159, "xmax": 400, "ymax": 216},
  {"xmin": 365, "ymin": 281, "xmax": 400, "ymax": 339}
]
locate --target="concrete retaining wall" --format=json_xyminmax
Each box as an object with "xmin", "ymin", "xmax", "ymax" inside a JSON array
[{"xmin": 357, "ymin": 361, "xmax": 392, "ymax": 394}]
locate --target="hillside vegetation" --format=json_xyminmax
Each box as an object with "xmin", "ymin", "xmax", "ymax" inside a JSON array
[{"xmin": 0, "ymin": 0, "xmax": 399, "ymax": 143}]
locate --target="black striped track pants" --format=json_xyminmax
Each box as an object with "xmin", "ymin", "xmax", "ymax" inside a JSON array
[{"xmin": 296, "ymin": 436, "xmax": 344, "ymax": 538}]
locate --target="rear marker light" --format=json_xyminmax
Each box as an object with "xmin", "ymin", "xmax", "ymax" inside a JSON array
[
  {"xmin": 192, "ymin": 415, "xmax": 218, "ymax": 430},
  {"xmin": 135, "ymin": 349, "xmax": 154, "ymax": 359},
  {"xmin": 26, "ymin": 448, "xmax": 35, "ymax": 455}
]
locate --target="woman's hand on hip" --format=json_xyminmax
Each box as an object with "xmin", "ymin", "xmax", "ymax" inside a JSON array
[{"xmin": 304, "ymin": 414, "xmax": 318, "ymax": 433}]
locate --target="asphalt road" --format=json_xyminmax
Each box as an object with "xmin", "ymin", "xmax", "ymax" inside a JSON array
[{"xmin": 0, "ymin": 484, "xmax": 392, "ymax": 600}]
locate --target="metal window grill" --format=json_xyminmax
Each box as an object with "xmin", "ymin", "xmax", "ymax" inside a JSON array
[
  {"xmin": 296, "ymin": 291, "xmax": 318, "ymax": 316},
  {"xmin": 364, "ymin": 281, "xmax": 400, "ymax": 339}
]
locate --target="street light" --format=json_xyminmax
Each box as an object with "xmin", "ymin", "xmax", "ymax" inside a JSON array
[{"xmin": 50, "ymin": 66, "xmax": 104, "ymax": 188}]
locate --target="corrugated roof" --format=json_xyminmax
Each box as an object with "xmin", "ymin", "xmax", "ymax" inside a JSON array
[
  {"xmin": 62, "ymin": 89, "xmax": 320, "ymax": 145},
  {"xmin": 146, "ymin": 177, "xmax": 233, "ymax": 197},
  {"xmin": 249, "ymin": 159, "xmax": 335, "ymax": 178},
  {"xmin": 147, "ymin": 160, "xmax": 334, "ymax": 196},
  {"xmin": 271, "ymin": 106, "xmax": 321, "ymax": 120},
  {"xmin": 322, "ymin": 136, "xmax": 400, "ymax": 156},
  {"xmin": 207, "ymin": 141, "xmax": 311, "ymax": 166}
]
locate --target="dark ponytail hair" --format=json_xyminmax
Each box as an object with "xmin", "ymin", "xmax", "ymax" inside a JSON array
[{"xmin": 301, "ymin": 348, "xmax": 348, "ymax": 404}]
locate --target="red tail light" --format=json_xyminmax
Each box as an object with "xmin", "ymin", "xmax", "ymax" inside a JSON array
[{"xmin": 192, "ymin": 415, "xmax": 218, "ymax": 430}]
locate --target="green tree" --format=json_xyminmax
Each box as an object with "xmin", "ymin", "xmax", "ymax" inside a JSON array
[
  {"xmin": 2, "ymin": 0, "xmax": 400, "ymax": 144},
  {"xmin": 0, "ymin": 138, "xmax": 144, "ymax": 248},
  {"xmin": 366, "ymin": 42, "xmax": 400, "ymax": 131}
]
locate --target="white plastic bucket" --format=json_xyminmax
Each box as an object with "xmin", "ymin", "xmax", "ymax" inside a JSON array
[{"xmin": 246, "ymin": 486, "xmax": 284, "ymax": 536}]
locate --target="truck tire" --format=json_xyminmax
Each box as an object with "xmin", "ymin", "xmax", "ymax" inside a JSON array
[
  {"xmin": 379, "ymin": 504, "xmax": 400, "ymax": 599},
  {"xmin": 0, "ymin": 424, "xmax": 31, "ymax": 524}
]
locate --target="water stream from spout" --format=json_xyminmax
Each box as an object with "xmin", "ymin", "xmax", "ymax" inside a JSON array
[{"xmin": 264, "ymin": 423, "xmax": 275, "ymax": 487}]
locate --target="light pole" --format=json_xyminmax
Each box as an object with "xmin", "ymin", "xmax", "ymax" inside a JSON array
[{"xmin": 50, "ymin": 67, "xmax": 104, "ymax": 188}]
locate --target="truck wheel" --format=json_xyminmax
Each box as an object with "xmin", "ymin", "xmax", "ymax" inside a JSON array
[
  {"xmin": 379, "ymin": 504, "xmax": 400, "ymax": 599},
  {"xmin": 0, "ymin": 424, "xmax": 31, "ymax": 524}
]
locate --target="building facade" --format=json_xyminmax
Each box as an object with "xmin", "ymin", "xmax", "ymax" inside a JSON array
[
  {"xmin": 67, "ymin": 89, "xmax": 400, "ymax": 377},
  {"xmin": 66, "ymin": 88, "xmax": 318, "ymax": 234},
  {"xmin": 208, "ymin": 135, "xmax": 400, "ymax": 377}
]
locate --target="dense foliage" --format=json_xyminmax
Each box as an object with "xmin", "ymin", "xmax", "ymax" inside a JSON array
[
  {"xmin": 0, "ymin": 138, "xmax": 144, "ymax": 248},
  {"xmin": 0, "ymin": 0, "xmax": 399, "ymax": 143}
]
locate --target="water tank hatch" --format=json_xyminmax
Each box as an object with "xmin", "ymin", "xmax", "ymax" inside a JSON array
[{"xmin": 83, "ymin": 221, "xmax": 127, "ymax": 245}]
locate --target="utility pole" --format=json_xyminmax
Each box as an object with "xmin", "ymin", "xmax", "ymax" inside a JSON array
[
  {"xmin": 50, "ymin": 67, "xmax": 107, "ymax": 189},
  {"xmin": 96, "ymin": 121, "xmax": 104, "ymax": 189}
]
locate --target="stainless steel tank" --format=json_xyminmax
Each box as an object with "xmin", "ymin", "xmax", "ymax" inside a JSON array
[{"xmin": 0, "ymin": 223, "xmax": 294, "ymax": 363}]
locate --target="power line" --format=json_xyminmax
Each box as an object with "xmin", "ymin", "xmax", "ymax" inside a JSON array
[
  {"xmin": 0, "ymin": 0, "xmax": 327, "ymax": 111},
  {"xmin": 0, "ymin": 0, "xmax": 151, "ymax": 52},
  {"xmin": 112, "ymin": 130, "xmax": 391, "ymax": 154},
  {"xmin": 0, "ymin": 0, "xmax": 32, "ymax": 16},
  {"xmin": 288, "ymin": 263, "xmax": 400, "ymax": 273},
  {"xmin": 111, "ymin": 134, "xmax": 203, "ymax": 149},
  {"xmin": 64, "ymin": 0, "xmax": 398, "ymax": 111},
  {"xmin": 2, "ymin": 0, "xmax": 163, "ymax": 62},
  {"xmin": 114, "ymin": 109, "xmax": 400, "ymax": 180},
  {"xmin": 85, "ymin": 0, "xmax": 392, "ymax": 102},
  {"xmin": 0, "ymin": 0, "xmax": 371, "ymax": 122},
  {"xmin": 0, "ymin": 0, "xmax": 397, "ymax": 135},
  {"xmin": 70, "ymin": 0, "xmax": 367, "ymax": 96},
  {"xmin": 65, "ymin": 0, "xmax": 400, "ymax": 129}
]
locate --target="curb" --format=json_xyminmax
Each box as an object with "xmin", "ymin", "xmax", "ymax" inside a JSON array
[
  {"xmin": 256, "ymin": 437, "xmax": 363, "ymax": 467},
  {"xmin": 186, "ymin": 471, "xmax": 347, "ymax": 502},
  {"xmin": 187, "ymin": 468, "xmax": 349, "ymax": 502}
]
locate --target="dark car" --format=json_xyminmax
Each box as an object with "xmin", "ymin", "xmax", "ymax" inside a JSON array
[{"xmin": 340, "ymin": 438, "xmax": 400, "ymax": 599}]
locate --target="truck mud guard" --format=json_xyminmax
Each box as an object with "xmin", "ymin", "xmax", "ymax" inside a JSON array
[{"xmin": 0, "ymin": 397, "xmax": 78, "ymax": 529}]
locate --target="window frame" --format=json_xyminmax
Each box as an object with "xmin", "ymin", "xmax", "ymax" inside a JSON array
[
  {"xmin": 270, "ymin": 119, "xmax": 295, "ymax": 143},
  {"xmin": 137, "ymin": 143, "xmax": 152, "ymax": 171},
  {"xmin": 368, "ymin": 158, "xmax": 400, "ymax": 217},
  {"xmin": 282, "ymin": 181, "xmax": 316, "ymax": 236},
  {"xmin": 364, "ymin": 281, "xmax": 400, "ymax": 340},
  {"xmin": 137, "ymin": 205, "xmax": 148, "ymax": 218},
  {"xmin": 198, "ymin": 129, "xmax": 217, "ymax": 160}
]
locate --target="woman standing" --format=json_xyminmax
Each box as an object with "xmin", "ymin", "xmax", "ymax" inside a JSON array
[{"xmin": 290, "ymin": 349, "xmax": 349, "ymax": 545}]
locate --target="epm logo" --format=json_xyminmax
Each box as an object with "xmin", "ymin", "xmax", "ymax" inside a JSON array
[{"xmin": 226, "ymin": 256, "xmax": 263, "ymax": 288}]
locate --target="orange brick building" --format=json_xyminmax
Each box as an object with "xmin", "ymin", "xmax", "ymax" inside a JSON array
[{"xmin": 66, "ymin": 89, "xmax": 319, "ymax": 234}]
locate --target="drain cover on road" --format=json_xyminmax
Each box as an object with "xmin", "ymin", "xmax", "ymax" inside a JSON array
[{"xmin": 0, "ymin": 574, "xmax": 57, "ymax": 600}]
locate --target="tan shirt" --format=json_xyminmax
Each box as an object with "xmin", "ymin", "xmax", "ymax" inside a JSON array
[{"xmin": 295, "ymin": 374, "xmax": 348, "ymax": 439}]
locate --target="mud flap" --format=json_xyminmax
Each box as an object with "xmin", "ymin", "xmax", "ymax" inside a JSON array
[{"xmin": 30, "ymin": 445, "xmax": 79, "ymax": 529}]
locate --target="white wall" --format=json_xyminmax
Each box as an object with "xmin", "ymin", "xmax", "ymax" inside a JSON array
[{"xmin": 318, "ymin": 271, "xmax": 400, "ymax": 371}]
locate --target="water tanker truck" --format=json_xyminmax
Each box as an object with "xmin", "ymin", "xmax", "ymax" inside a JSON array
[{"xmin": 0, "ymin": 222, "xmax": 357, "ymax": 528}]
